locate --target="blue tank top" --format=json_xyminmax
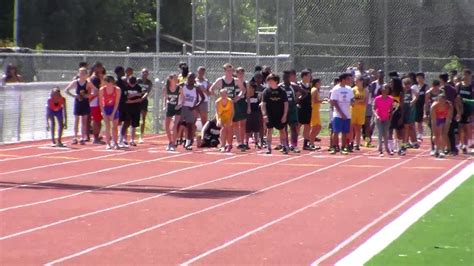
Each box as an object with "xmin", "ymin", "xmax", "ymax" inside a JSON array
[{"xmin": 76, "ymin": 80, "xmax": 88, "ymax": 102}]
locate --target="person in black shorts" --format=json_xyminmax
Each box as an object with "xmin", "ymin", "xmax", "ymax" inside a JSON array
[
  {"xmin": 297, "ymin": 69, "xmax": 313, "ymax": 150},
  {"xmin": 414, "ymin": 72, "xmax": 428, "ymax": 141},
  {"xmin": 137, "ymin": 68, "xmax": 153, "ymax": 143},
  {"xmin": 246, "ymin": 72, "xmax": 264, "ymax": 149},
  {"xmin": 456, "ymin": 69, "xmax": 473, "ymax": 154},
  {"xmin": 261, "ymin": 74, "xmax": 289, "ymax": 154},
  {"xmin": 122, "ymin": 76, "xmax": 144, "ymax": 146}
]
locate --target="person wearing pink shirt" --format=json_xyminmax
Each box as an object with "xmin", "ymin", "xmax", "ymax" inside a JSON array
[{"xmin": 373, "ymin": 84, "xmax": 395, "ymax": 156}]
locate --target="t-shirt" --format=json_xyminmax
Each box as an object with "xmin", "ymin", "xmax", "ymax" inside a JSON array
[
  {"xmin": 330, "ymin": 85, "xmax": 354, "ymax": 119},
  {"xmin": 373, "ymin": 95, "xmax": 394, "ymax": 122},
  {"xmin": 138, "ymin": 78, "xmax": 153, "ymax": 98},
  {"xmin": 442, "ymin": 84, "xmax": 457, "ymax": 105},
  {"xmin": 124, "ymin": 84, "xmax": 143, "ymax": 112},
  {"xmin": 262, "ymin": 87, "xmax": 288, "ymax": 118}
]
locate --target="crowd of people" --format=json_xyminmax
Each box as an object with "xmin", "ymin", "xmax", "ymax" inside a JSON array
[{"xmin": 43, "ymin": 61, "xmax": 473, "ymax": 158}]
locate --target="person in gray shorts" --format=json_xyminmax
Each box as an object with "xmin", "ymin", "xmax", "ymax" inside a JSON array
[{"xmin": 179, "ymin": 73, "xmax": 205, "ymax": 150}]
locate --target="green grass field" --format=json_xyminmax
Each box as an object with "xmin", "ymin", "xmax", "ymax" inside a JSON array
[{"xmin": 367, "ymin": 175, "xmax": 474, "ymax": 266}]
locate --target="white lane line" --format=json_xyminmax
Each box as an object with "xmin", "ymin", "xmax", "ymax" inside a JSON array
[
  {"xmin": 180, "ymin": 157, "xmax": 413, "ymax": 265},
  {"xmin": 330, "ymin": 161, "xmax": 472, "ymax": 266},
  {"xmin": 0, "ymin": 153, "xmax": 187, "ymax": 211},
  {"xmin": 44, "ymin": 155, "xmax": 355, "ymax": 265},
  {"xmin": 1, "ymin": 155, "xmax": 248, "ymax": 241},
  {"xmin": 0, "ymin": 134, "xmax": 166, "ymax": 162}
]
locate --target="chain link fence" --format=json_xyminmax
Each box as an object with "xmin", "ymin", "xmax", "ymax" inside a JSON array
[
  {"xmin": 193, "ymin": 0, "xmax": 474, "ymax": 74},
  {"xmin": 0, "ymin": 53, "xmax": 291, "ymax": 143}
]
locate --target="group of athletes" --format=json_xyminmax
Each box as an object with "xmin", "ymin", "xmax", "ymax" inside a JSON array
[{"xmin": 45, "ymin": 61, "xmax": 473, "ymax": 157}]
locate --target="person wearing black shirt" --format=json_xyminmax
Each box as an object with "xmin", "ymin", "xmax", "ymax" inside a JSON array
[
  {"xmin": 261, "ymin": 74, "xmax": 289, "ymax": 154},
  {"xmin": 200, "ymin": 117, "xmax": 221, "ymax": 148},
  {"xmin": 122, "ymin": 76, "xmax": 144, "ymax": 146}
]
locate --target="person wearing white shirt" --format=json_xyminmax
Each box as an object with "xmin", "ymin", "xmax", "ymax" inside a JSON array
[{"xmin": 330, "ymin": 73, "xmax": 355, "ymax": 155}]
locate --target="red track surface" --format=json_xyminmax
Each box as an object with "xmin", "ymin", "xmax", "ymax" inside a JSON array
[{"xmin": 0, "ymin": 134, "xmax": 471, "ymax": 265}]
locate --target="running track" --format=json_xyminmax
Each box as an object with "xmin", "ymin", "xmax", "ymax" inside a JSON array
[{"xmin": 0, "ymin": 134, "xmax": 471, "ymax": 265}]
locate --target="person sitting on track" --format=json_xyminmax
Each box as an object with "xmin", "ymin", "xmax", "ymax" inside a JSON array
[
  {"xmin": 99, "ymin": 75, "xmax": 121, "ymax": 150},
  {"xmin": 46, "ymin": 87, "xmax": 67, "ymax": 147},
  {"xmin": 199, "ymin": 116, "xmax": 221, "ymax": 148},
  {"xmin": 430, "ymin": 93, "xmax": 453, "ymax": 158},
  {"xmin": 261, "ymin": 73, "xmax": 289, "ymax": 154},
  {"xmin": 65, "ymin": 67, "xmax": 97, "ymax": 145},
  {"xmin": 216, "ymin": 89, "xmax": 234, "ymax": 152}
]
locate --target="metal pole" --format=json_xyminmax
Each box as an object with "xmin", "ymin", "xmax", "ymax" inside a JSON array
[
  {"xmin": 13, "ymin": 0, "xmax": 19, "ymax": 46},
  {"xmin": 192, "ymin": 0, "xmax": 196, "ymax": 54},
  {"xmin": 383, "ymin": 0, "xmax": 388, "ymax": 74},
  {"xmin": 204, "ymin": 0, "xmax": 208, "ymax": 54},
  {"xmin": 274, "ymin": 0, "xmax": 279, "ymax": 72},
  {"xmin": 229, "ymin": 0, "xmax": 233, "ymax": 55},
  {"xmin": 154, "ymin": 0, "xmax": 161, "ymax": 134},
  {"xmin": 290, "ymin": 0, "xmax": 295, "ymax": 69},
  {"xmin": 256, "ymin": 0, "xmax": 260, "ymax": 66}
]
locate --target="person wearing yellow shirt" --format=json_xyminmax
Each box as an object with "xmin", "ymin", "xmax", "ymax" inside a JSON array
[
  {"xmin": 309, "ymin": 78, "xmax": 323, "ymax": 150},
  {"xmin": 350, "ymin": 76, "xmax": 369, "ymax": 151},
  {"xmin": 216, "ymin": 89, "xmax": 235, "ymax": 152}
]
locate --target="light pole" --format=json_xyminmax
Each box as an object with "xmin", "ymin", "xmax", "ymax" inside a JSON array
[{"xmin": 13, "ymin": 0, "xmax": 20, "ymax": 47}]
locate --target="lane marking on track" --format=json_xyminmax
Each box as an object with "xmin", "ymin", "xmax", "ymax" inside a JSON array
[
  {"xmin": 0, "ymin": 135, "xmax": 166, "ymax": 163},
  {"xmin": 0, "ymin": 153, "xmax": 189, "ymax": 211},
  {"xmin": 0, "ymin": 154, "xmax": 19, "ymax": 158},
  {"xmin": 43, "ymin": 156, "xmax": 79, "ymax": 160},
  {"xmin": 1, "ymin": 155, "xmax": 248, "ymax": 240},
  {"xmin": 38, "ymin": 146, "xmax": 72, "ymax": 150},
  {"xmin": 343, "ymin": 165, "xmax": 382, "ymax": 168},
  {"xmin": 180, "ymin": 155, "xmax": 414, "ymax": 265},
  {"xmin": 403, "ymin": 166, "xmax": 446, "ymax": 170},
  {"xmin": 43, "ymin": 155, "xmax": 356, "ymax": 265},
  {"xmin": 0, "ymin": 152, "xmax": 138, "ymax": 178},
  {"xmin": 315, "ymin": 160, "xmax": 471, "ymax": 266}
]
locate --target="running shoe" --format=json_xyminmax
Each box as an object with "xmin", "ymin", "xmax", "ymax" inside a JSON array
[
  {"xmin": 281, "ymin": 146, "xmax": 289, "ymax": 155},
  {"xmin": 165, "ymin": 144, "xmax": 170, "ymax": 151},
  {"xmin": 169, "ymin": 145, "xmax": 176, "ymax": 152},
  {"xmin": 72, "ymin": 138, "xmax": 78, "ymax": 145},
  {"xmin": 225, "ymin": 145, "xmax": 233, "ymax": 153},
  {"xmin": 438, "ymin": 152, "xmax": 446, "ymax": 158},
  {"xmin": 56, "ymin": 142, "xmax": 65, "ymax": 148},
  {"xmin": 341, "ymin": 148, "xmax": 349, "ymax": 155},
  {"xmin": 113, "ymin": 143, "xmax": 120, "ymax": 150},
  {"xmin": 79, "ymin": 139, "xmax": 86, "ymax": 145},
  {"xmin": 185, "ymin": 145, "xmax": 193, "ymax": 151},
  {"xmin": 123, "ymin": 140, "xmax": 129, "ymax": 145},
  {"xmin": 329, "ymin": 148, "xmax": 337, "ymax": 155},
  {"xmin": 303, "ymin": 145, "xmax": 315, "ymax": 151},
  {"xmin": 388, "ymin": 151, "xmax": 394, "ymax": 156},
  {"xmin": 129, "ymin": 141, "xmax": 137, "ymax": 147},
  {"xmin": 93, "ymin": 139, "xmax": 106, "ymax": 145},
  {"xmin": 106, "ymin": 144, "xmax": 112, "ymax": 150},
  {"xmin": 354, "ymin": 145, "xmax": 360, "ymax": 151},
  {"xmin": 138, "ymin": 138, "xmax": 144, "ymax": 144},
  {"xmin": 430, "ymin": 150, "xmax": 437, "ymax": 156},
  {"xmin": 379, "ymin": 151, "xmax": 384, "ymax": 157},
  {"xmin": 315, "ymin": 137, "xmax": 322, "ymax": 142},
  {"xmin": 292, "ymin": 147, "xmax": 301, "ymax": 153},
  {"xmin": 274, "ymin": 144, "xmax": 283, "ymax": 151},
  {"xmin": 266, "ymin": 148, "xmax": 272, "ymax": 154}
]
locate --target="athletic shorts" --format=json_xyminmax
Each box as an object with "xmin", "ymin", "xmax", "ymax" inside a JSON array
[
  {"xmin": 119, "ymin": 106, "xmax": 127, "ymax": 122},
  {"xmin": 298, "ymin": 106, "xmax": 312, "ymax": 125},
  {"xmin": 403, "ymin": 105, "xmax": 416, "ymax": 124},
  {"xmin": 181, "ymin": 106, "xmax": 197, "ymax": 124},
  {"xmin": 436, "ymin": 118, "xmax": 447, "ymax": 127},
  {"xmin": 365, "ymin": 104, "xmax": 373, "ymax": 117},
  {"xmin": 351, "ymin": 110, "xmax": 366, "ymax": 126},
  {"xmin": 126, "ymin": 110, "xmax": 141, "ymax": 128},
  {"xmin": 47, "ymin": 108, "xmax": 63, "ymax": 121},
  {"xmin": 266, "ymin": 114, "xmax": 286, "ymax": 130},
  {"xmin": 332, "ymin": 117, "xmax": 351, "ymax": 134},
  {"xmin": 233, "ymin": 99, "xmax": 247, "ymax": 122},
  {"xmin": 90, "ymin": 106, "xmax": 102, "ymax": 122},
  {"xmin": 140, "ymin": 99, "xmax": 149, "ymax": 112},
  {"xmin": 460, "ymin": 104, "xmax": 471, "ymax": 124},
  {"xmin": 287, "ymin": 106, "xmax": 299, "ymax": 125},
  {"xmin": 310, "ymin": 109, "xmax": 321, "ymax": 127},
  {"xmin": 104, "ymin": 106, "xmax": 119, "ymax": 120},
  {"xmin": 246, "ymin": 111, "xmax": 262, "ymax": 133},
  {"xmin": 74, "ymin": 99, "xmax": 90, "ymax": 116},
  {"xmin": 390, "ymin": 108, "xmax": 403, "ymax": 130},
  {"xmin": 415, "ymin": 105, "xmax": 424, "ymax": 123},
  {"xmin": 199, "ymin": 101, "xmax": 209, "ymax": 114},
  {"xmin": 166, "ymin": 105, "xmax": 181, "ymax": 118}
]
